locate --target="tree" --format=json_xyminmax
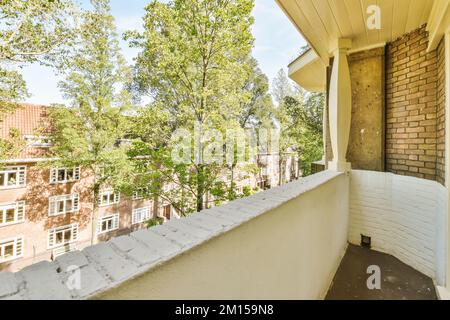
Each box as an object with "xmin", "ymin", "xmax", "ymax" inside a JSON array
[
  {"xmin": 126, "ymin": 0, "xmax": 255, "ymax": 212},
  {"xmin": 272, "ymin": 68, "xmax": 293, "ymax": 107},
  {"xmin": 0, "ymin": 0, "xmax": 77, "ymax": 112},
  {"xmin": 239, "ymin": 57, "xmax": 274, "ymax": 129},
  {"xmin": 48, "ymin": 0, "xmax": 133, "ymax": 241},
  {"xmin": 0, "ymin": 0, "xmax": 77, "ymax": 160},
  {"xmin": 218, "ymin": 56, "xmax": 273, "ymax": 200},
  {"xmin": 281, "ymin": 91, "xmax": 324, "ymax": 176}
]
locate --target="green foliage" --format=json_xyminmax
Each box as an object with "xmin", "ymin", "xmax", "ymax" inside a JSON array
[
  {"xmin": 0, "ymin": 70, "xmax": 28, "ymax": 160},
  {"xmin": 0, "ymin": 128, "xmax": 25, "ymax": 164},
  {"xmin": 272, "ymin": 68, "xmax": 293, "ymax": 106},
  {"xmin": 0, "ymin": 0, "xmax": 77, "ymax": 158},
  {"xmin": 126, "ymin": 0, "xmax": 255, "ymax": 126},
  {"xmin": 0, "ymin": 0, "xmax": 76, "ymax": 64},
  {"xmin": 0, "ymin": 0, "xmax": 77, "ymax": 109},
  {"xmin": 48, "ymin": 0, "xmax": 133, "ymax": 194},
  {"xmin": 271, "ymin": 68, "xmax": 324, "ymax": 177},
  {"xmin": 0, "ymin": 69, "xmax": 29, "ymax": 115},
  {"xmin": 147, "ymin": 217, "xmax": 164, "ymax": 228},
  {"xmin": 281, "ymin": 91, "xmax": 324, "ymax": 176},
  {"xmin": 239, "ymin": 57, "xmax": 274, "ymax": 129},
  {"xmin": 126, "ymin": 0, "xmax": 257, "ymax": 213}
]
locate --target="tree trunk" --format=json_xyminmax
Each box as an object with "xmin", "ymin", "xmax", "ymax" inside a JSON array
[
  {"xmin": 229, "ymin": 165, "xmax": 236, "ymax": 200},
  {"xmin": 278, "ymin": 155, "xmax": 283, "ymax": 186},
  {"xmin": 91, "ymin": 180, "xmax": 100, "ymax": 245},
  {"xmin": 196, "ymin": 165, "xmax": 205, "ymax": 212}
]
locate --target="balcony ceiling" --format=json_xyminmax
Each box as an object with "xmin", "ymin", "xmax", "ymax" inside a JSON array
[
  {"xmin": 288, "ymin": 49, "xmax": 326, "ymax": 92},
  {"xmin": 277, "ymin": 0, "xmax": 450, "ymax": 92},
  {"xmin": 277, "ymin": 0, "xmax": 435, "ymax": 63}
]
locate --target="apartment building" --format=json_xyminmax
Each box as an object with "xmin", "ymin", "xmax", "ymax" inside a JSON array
[
  {"xmin": 0, "ymin": 105, "xmax": 154, "ymax": 271},
  {"xmin": 0, "ymin": 104, "xmax": 299, "ymax": 272}
]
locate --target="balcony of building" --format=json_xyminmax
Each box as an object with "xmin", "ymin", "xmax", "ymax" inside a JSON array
[
  {"xmin": 1, "ymin": 0, "xmax": 450, "ymax": 300},
  {"xmin": 0, "ymin": 168, "xmax": 446, "ymax": 300}
]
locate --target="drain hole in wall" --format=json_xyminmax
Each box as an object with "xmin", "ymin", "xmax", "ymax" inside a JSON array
[{"xmin": 361, "ymin": 235, "xmax": 371, "ymax": 249}]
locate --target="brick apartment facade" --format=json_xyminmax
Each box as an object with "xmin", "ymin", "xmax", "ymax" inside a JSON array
[{"xmin": 0, "ymin": 104, "xmax": 299, "ymax": 272}]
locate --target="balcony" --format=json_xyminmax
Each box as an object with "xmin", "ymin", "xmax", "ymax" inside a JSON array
[{"xmin": 0, "ymin": 169, "xmax": 445, "ymax": 300}]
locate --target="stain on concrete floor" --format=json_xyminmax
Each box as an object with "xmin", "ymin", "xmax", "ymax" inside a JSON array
[{"xmin": 326, "ymin": 244, "xmax": 437, "ymax": 300}]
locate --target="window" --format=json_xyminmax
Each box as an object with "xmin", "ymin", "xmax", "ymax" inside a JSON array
[
  {"xmin": 0, "ymin": 237, "xmax": 23, "ymax": 263},
  {"xmin": 257, "ymin": 180, "xmax": 266, "ymax": 190},
  {"xmin": 132, "ymin": 207, "xmax": 150, "ymax": 225},
  {"xmin": 24, "ymin": 135, "xmax": 53, "ymax": 147},
  {"xmin": 48, "ymin": 194, "xmax": 80, "ymax": 216},
  {"xmin": 48, "ymin": 224, "xmax": 78, "ymax": 249},
  {"xmin": 97, "ymin": 214, "xmax": 119, "ymax": 234},
  {"xmin": 132, "ymin": 187, "xmax": 148, "ymax": 200},
  {"xmin": 0, "ymin": 201, "xmax": 25, "ymax": 227},
  {"xmin": 0, "ymin": 166, "xmax": 26, "ymax": 189},
  {"xmin": 99, "ymin": 191, "xmax": 120, "ymax": 207},
  {"xmin": 163, "ymin": 205, "xmax": 171, "ymax": 220},
  {"xmin": 50, "ymin": 167, "xmax": 80, "ymax": 184}
]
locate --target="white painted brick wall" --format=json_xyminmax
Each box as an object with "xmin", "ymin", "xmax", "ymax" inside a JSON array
[{"xmin": 349, "ymin": 170, "xmax": 447, "ymax": 283}]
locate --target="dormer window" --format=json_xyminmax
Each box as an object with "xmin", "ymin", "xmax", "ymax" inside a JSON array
[{"xmin": 24, "ymin": 135, "xmax": 53, "ymax": 148}]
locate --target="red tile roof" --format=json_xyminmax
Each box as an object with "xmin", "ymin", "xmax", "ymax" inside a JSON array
[
  {"xmin": 0, "ymin": 104, "xmax": 53, "ymax": 160},
  {"xmin": 0, "ymin": 103, "xmax": 52, "ymax": 139}
]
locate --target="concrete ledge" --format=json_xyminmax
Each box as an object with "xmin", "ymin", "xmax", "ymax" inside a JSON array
[
  {"xmin": 436, "ymin": 286, "xmax": 450, "ymax": 300},
  {"xmin": 0, "ymin": 170, "xmax": 342, "ymax": 300}
]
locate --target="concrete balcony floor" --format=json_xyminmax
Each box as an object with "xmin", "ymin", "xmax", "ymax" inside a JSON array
[{"xmin": 326, "ymin": 244, "xmax": 437, "ymax": 300}]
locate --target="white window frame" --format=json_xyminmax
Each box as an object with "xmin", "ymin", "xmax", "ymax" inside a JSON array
[
  {"xmin": 0, "ymin": 201, "xmax": 25, "ymax": 227},
  {"xmin": 50, "ymin": 167, "xmax": 81, "ymax": 184},
  {"xmin": 48, "ymin": 193, "xmax": 80, "ymax": 216},
  {"xmin": 97, "ymin": 213, "xmax": 119, "ymax": 234},
  {"xmin": 132, "ymin": 187, "xmax": 149, "ymax": 201},
  {"xmin": 48, "ymin": 224, "xmax": 78, "ymax": 249},
  {"xmin": 132, "ymin": 207, "xmax": 151, "ymax": 225},
  {"xmin": 0, "ymin": 166, "xmax": 26, "ymax": 189},
  {"xmin": 98, "ymin": 191, "xmax": 120, "ymax": 207},
  {"xmin": 0, "ymin": 236, "xmax": 24, "ymax": 263}
]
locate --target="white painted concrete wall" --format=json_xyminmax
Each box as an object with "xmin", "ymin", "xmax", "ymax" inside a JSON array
[
  {"xmin": 98, "ymin": 172, "xmax": 349, "ymax": 300},
  {"xmin": 349, "ymin": 170, "xmax": 447, "ymax": 284}
]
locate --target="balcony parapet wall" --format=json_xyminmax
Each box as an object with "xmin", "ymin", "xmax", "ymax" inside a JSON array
[{"xmin": 0, "ymin": 171, "xmax": 348, "ymax": 300}]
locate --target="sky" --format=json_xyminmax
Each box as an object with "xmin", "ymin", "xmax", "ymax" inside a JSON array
[{"xmin": 22, "ymin": 0, "xmax": 305, "ymax": 105}]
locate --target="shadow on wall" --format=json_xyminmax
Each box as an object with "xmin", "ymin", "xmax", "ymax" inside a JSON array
[{"xmin": 22, "ymin": 165, "xmax": 93, "ymax": 231}]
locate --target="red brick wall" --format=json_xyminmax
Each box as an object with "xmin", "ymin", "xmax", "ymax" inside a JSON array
[
  {"xmin": 386, "ymin": 25, "xmax": 444, "ymax": 183},
  {"xmin": 437, "ymin": 38, "xmax": 446, "ymax": 185}
]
